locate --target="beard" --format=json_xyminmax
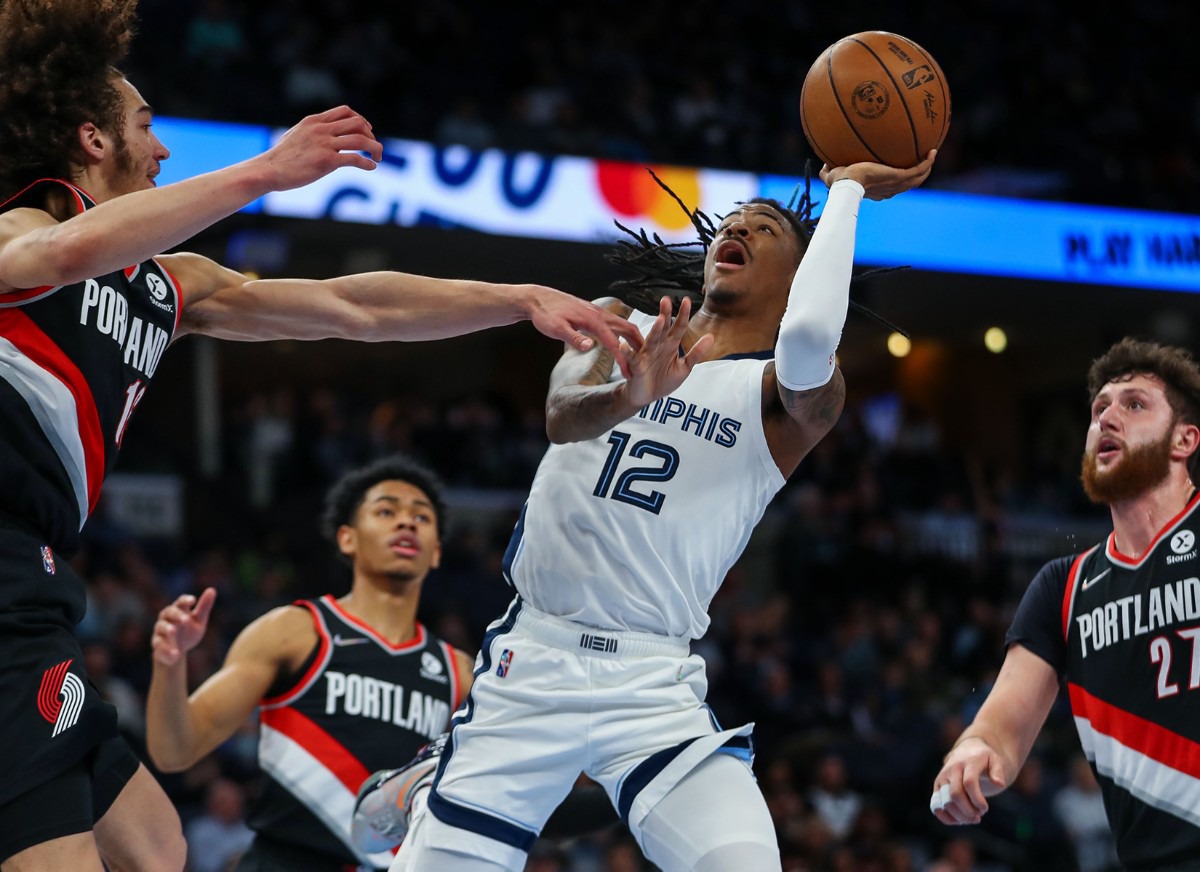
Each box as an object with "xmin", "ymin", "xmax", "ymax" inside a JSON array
[
  {"xmin": 101, "ymin": 137, "xmax": 138, "ymax": 193},
  {"xmin": 1081, "ymin": 428, "xmax": 1174, "ymax": 505}
]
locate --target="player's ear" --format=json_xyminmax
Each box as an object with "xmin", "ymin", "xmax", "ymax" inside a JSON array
[
  {"xmin": 1173, "ymin": 420, "xmax": 1200, "ymax": 462},
  {"xmin": 77, "ymin": 122, "xmax": 107, "ymax": 162},
  {"xmin": 336, "ymin": 524, "xmax": 357, "ymax": 558},
  {"xmin": 430, "ymin": 541, "xmax": 441, "ymax": 570}
]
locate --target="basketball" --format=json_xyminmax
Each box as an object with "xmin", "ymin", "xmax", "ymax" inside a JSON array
[{"xmin": 800, "ymin": 31, "xmax": 951, "ymax": 169}]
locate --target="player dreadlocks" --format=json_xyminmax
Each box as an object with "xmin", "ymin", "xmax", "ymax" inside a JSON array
[{"xmin": 607, "ymin": 168, "xmax": 905, "ymax": 336}]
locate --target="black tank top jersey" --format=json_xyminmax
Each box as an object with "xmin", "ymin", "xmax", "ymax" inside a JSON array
[
  {"xmin": 0, "ymin": 179, "xmax": 181, "ymax": 560},
  {"xmin": 1007, "ymin": 491, "xmax": 1200, "ymax": 870},
  {"xmin": 248, "ymin": 596, "xmax": 464, "ymax": 869}
]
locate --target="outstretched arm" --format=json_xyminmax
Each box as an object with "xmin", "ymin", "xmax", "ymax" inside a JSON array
[
  {"xmin": 164, "ymin": 253, "xmax": 642, "ymax": 361},
  {"xmin": 146, "ymin": 591, "xmax": 311, "ymax": 772},
  {"xmin": 931, "ymin": 644, "xmax": 1060, "ymax": 825},
  {"xmin": 545, "ymin": 295, "xmax": 712, "ymax": 444},
  {"xmin": 764, "ymin": 152, "xmax": 936, "ymax": 474},
  {"xmin": 0, "ymin": 106, "xmax": 381, "ymax": 293}
]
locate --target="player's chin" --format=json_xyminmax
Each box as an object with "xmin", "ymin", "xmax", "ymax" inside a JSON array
[{"xmin": 382, "ymin": 566, "xmax": 421, "ymax": 584}]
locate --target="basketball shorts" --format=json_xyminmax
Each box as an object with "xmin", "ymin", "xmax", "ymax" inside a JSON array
[
  {"xmin": 425, "ymin": 598, "xmax": 754, "ymax": 868},
  {"xmin": 0, "ymin": 528, "xmax": 120, "ymax": 808},
  {"xmin": 0, "ymin": 733, "xmax": 139, "ymax": 862}
]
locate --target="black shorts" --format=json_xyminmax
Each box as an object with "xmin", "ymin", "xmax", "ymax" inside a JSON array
[
  {"xmin": 0, "ymin": 528, "xmax": 119, "ymax": 807},
  {"xmin": 0, "ymin": 734, "xmax": 139, "ymax": 862}
]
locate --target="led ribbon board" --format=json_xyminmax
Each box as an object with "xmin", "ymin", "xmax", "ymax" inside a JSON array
[{"xmin": 155, "ymin": 117, "xmax": 1200, "ymax": 292}]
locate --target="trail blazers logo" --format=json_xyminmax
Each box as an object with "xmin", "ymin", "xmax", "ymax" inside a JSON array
[{"xmin": 38, "ymin": 659, "xmax": 84, "ymax": 736}]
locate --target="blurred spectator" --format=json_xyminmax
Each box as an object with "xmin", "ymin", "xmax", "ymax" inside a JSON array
[
  {"xmin": 83, "ymin": 638, "xmax": 146, "ymax": 746},
  {"xmin": 980, "ymin": 756, "xmax": 1075, "ymax": 871},
  {"xmin": 808, "ymin": 751, "xmax": 864, "ymax": 842},
  {"xmin": 1052, "ymin": 755, "xmax": 1120, "ymax": 872},
  {"xmin": 124, "ymin": 1, "xmax": 1200, "ymax": 213},
  {"xmin": 184, "ymin": 776, "xmax": 256, "ymax": 872}
]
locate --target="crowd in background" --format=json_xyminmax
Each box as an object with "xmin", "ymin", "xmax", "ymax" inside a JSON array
[
  {"xmin": 67, "ymin": 1, "xmax": 1182, "ymax": 868},
  {"xmin": 81, "ymin": 381, "xmax": 1119, "ymax": 872},
  {"xmin": 124, "ymin": 0, "xmax": 1200, "ymax": 214}
]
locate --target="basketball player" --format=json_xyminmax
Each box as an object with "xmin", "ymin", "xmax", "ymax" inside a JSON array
[
  {"xmin": 389, "ymin": 151, "xmax": 935, "ymax": 871},
  {"xmin": 146, "ymin": 455, "xmax": 470, "ymax": 871},
  {"xmin": 931, "ymin": 338, "xmax": 1200, "ymax": 870},
  {"xmin": 0, "ymin": 2, "xmax": 637, "ymax": 869}
]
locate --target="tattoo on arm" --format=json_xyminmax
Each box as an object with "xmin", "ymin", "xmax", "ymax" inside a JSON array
[
  {"xmin": 768, "ymin": 363, "xmax": 846, "ymax": 429},
  {"xmin": 580, "ymin": 347, "xmax": 616, "ymax": 387}
]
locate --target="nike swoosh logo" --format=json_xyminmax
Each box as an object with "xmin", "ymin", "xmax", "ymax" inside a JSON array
[
  {"xmin": 332, "ymin": 634, "xmax": 370, "ymax": 646},
  {"xmin": 1081, "ymin": 568, "xmax": 1111, "ymax": 590}
]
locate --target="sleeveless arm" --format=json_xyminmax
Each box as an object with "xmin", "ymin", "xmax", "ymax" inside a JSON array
[
  {"xmin": 146, "ymin": 605, "xmax": 314, "ymax": 772},
  {"xmin": 161, "ymin": 253, "xmax": 641, "ymax": 357},
  {"xmin": 0, "ymin": 107, "xmax": 377, "ymax": 292}
]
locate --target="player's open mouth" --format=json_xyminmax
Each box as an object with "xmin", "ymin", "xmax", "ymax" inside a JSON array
[
  {"xmin": 1097, "ymin": 436, "xmax": 1121, "ymax": 460},
  {"xmin": 714, "ymin": 240, "xmax": 747, "ymax": 267},
  {"xmin": 389, "ymin": 535, "xmax": 419, "ymax": 557}
]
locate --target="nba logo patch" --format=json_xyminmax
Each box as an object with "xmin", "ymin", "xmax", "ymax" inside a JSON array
[
  {"xmin": 496, "ymin": 649, "xmax": 513, "ymax": 678},
  {"xmin": 40, "ymin": 546, "xmax": 55, "ymax": 575}
]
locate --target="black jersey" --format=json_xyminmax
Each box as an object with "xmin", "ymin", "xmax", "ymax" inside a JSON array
[
  {"xmin": 1008, "ymin": 492, "xmax": 1200, "ymax": 870},
  {"xmin": 248, "ymin": 597, "xmax": 464, "ymax": 870},
  {"xmin": 0, "ymin": 179, "xmax": 181, "ymax": 562}
]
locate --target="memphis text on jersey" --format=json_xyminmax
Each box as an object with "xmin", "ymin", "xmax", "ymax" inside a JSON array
[{"xmin": 637, "ymin": 396, "xmax": 742, "ymax": 446}]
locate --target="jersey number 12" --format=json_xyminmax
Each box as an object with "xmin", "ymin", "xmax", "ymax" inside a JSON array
[{"xmin": 592, "ymin": 430, "xmax": 679, "ymax": 515}]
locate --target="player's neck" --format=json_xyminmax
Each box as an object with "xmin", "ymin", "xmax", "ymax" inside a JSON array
[
  {"xmin": 1108, "ymin": 473, "xmax": 1198, "ymax": 558},
  {"xmin": 686, "ymin": 309, "xmax": 776, "ymax": 360},
  {"xmin": 339, "ymin": 576, "xmax": 421, "ymax": 645}
]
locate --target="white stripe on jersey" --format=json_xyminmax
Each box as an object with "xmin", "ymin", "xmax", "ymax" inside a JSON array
[
  {"xmin": 1076, "ymin": 714, "xmax": 1200, "ymax": 828},
  {"xmin": 259, "ymin": 723, "xmax": 394, "ymax": 869},
  {"xmin": 0, "ymin": 337, "xmax": 89, "ymax": 523}
]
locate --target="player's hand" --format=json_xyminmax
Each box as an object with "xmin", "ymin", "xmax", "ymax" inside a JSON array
[
  {"xmin": 930, "ymin": 735, "xmax": 1009, "ymax": 826},
  {"xmin": 821, "ymin": 149, "xmax": 936, "ymax": 200},
  {"xmin": 151, "ymin": 588, "xmax": 218, "ymax": 667},
  {"xmin": 620, "ymin": 295, "xmax": 713, "ymax": 409},
  {"xmin": 262, "ymin": 105, "xmax": 383, "ymax": 190},
  {"xmin": 525, "ymin": 287, "xmax": 645, "ymax": 377}
]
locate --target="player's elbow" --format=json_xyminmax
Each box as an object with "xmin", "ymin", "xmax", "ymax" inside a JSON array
[
  {"xmin": 545, "ymin": 415, "xmax": 573, "ymax": 444},
  {"xmin": 544, "ymin": 401, "xmax": 589, "ymax": 444},
  {"xmin": 146, "ymin": 736, "xmax": 198, "ymax": 773}
]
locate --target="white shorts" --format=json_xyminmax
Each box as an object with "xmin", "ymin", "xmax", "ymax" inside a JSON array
[{"xmin": 424, "ymin": 598, "xmax": 754, "ymax": 867}]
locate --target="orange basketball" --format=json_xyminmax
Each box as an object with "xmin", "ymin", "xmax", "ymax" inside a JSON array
[{"xmin": 800, "ymin": 31, "xmax": 951, "ymax": 169}]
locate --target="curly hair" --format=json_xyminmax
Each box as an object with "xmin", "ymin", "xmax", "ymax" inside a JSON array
[
  {"xmin": 1087, "ymin": 339, "xmax": 1200, "ymax": 481},
  {"xmin": 606, "ymin": 168, "xmax": 908, "ymax": 336},
  {"xmin": 0, "ymin": 0, "xmax": 138, "ymax": 197},
  {"xmin": 320, "ymin": 455, "xmax": 448, "ymax": 547}
]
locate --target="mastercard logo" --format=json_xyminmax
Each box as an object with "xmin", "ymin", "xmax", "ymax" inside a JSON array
[{"xmin": 595, "ymin": 162, "xmax": 700, "ymax": 232}]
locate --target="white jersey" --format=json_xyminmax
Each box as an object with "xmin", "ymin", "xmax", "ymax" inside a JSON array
[{"xmin": 503, "ymin": 311, "xmax": 786, "ymax": 639}]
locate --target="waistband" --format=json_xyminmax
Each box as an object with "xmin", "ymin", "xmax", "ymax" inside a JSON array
[{"xmin": 514, "ymin": 601, "xmax": 690, "ymax": 659}]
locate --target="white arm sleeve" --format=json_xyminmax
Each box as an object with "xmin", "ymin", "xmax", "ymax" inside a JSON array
[{"xmin": 774, "ymin": 177, "xmax": 865, "ymax": 391}]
